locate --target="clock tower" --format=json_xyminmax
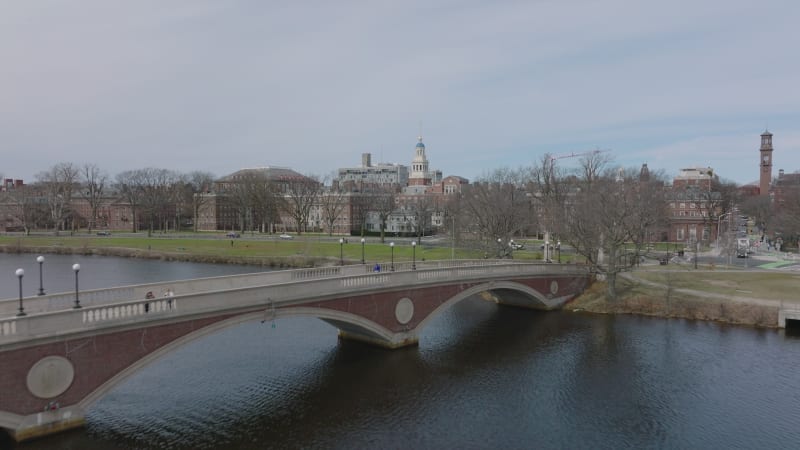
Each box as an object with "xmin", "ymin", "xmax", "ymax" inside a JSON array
[{"xmin": 759, "ymin": 130, "xmax": 773, "ymax": 196}]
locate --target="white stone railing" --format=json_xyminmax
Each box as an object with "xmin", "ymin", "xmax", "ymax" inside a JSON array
[
  {"xmin": 0, "ymin": 261, "xmax": 589, "ymax": 346},
  {"xmin": 1, "ymin": 320, "xmax": 16, "ymax": 337}
]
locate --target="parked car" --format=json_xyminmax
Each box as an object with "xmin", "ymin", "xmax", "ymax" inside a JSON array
[
  {"xmin": 510, "ymin": 242, "xmax": 525, "ymax": 250},
  {"xmin": 279, "ymin": 234, "xmax": 293, "ymax": 240},
  {"xmin": 226, "ymin": 232, "xmax": 240, "ymax": 238},
  {"xmin": 96, "ymin": 231, "xmax": 111, "ymax": 236}
]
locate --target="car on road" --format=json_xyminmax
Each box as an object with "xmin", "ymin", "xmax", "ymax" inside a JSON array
[
  {"xmin": 96, "ymin": 231, "xmax": 111, "ymax": 236},
  {"xmin": 279, "ymin": 234, "xmax": 293, "ymax": 240},
  {"xmin": 226, "ymin": 232, "xmax": 240, "ymax": 238}
]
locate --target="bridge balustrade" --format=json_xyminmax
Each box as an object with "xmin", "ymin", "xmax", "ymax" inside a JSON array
[
  {"xmin": 0, "ymin": 260, "xmax": 521, "ymax": 318},
  {"xmin": 0, "ymin": 261, "xmax": 588, "ymax": 345}
]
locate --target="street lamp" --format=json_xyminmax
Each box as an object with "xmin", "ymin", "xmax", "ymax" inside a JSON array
[
  {"xmin": 451, "ymin": 214, "xmax": 456, "ymax": 260},
  {"xmin": 716, "ymin": 212, "xmax": 732, "ymax": 247},
  {"xmin": 361, "ymin": 238, "xmax": 366, "ymax": 264},
  {"xmin": 557, "ymin": 241, "xmax": 561, "ymax": 263},
  {"xmin": 72, "ymin": 263, "xmax": 82, "ymax": 309},
  {"xmin": 15, "ymin": 268, "xmax": 26, "ymax": 317},
  {"xmin": 36, "ymin": 255, "xmax": 46, "ymax": 296},
  {"xmin": 497, "ymin": 238, "xmax": 503, "ymax": 258},
  {"xmin": 390, "ymin": 242, "xmax": 395, "ymax": 271},
  {"xmin": 339, "ymin": 238, "xmax": 344, "ymax": 266},
  {"xmin": 412, "ymin": 241, "xmax": 417, "ymax": 270},
  {"xmin": 544, "ymin": 240, "xmax": 550, "ymax": 262}
]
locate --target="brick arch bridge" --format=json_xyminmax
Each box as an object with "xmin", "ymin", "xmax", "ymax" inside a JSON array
[{"xmin": 0, "ymin": 260, "xmax": 590, "ymax": 442}]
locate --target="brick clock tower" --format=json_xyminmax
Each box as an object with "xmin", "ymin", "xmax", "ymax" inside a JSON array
[{"xmin": 759, "ymin": 130, "xmax": 773, "ymax": 196}]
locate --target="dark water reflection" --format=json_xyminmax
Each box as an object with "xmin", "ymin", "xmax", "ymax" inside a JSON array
[{"xmin": 3, "ymin": 255, "xmax": 800, "ymax": 449}]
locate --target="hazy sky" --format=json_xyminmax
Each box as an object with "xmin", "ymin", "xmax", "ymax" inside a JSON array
[{"xmin": 2, "ymin": 0, "xmax": 799, "ymax": 185}]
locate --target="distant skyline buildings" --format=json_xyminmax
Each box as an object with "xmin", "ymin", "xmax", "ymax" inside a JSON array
[
  {"xmin": 335, "ymin": 136, "xmax": 443, "ymax": 190},
  {"xmin": 2, "ymin": 129, "xmax": 794, "ymax": 194}
]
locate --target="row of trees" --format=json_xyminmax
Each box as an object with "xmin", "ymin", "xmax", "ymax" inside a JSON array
[
  {"xmin": 3, "ymin": 163, "xmax": 216, "ymax": 236},
  {"xmin": 453, "ymin": 153, "xmax": 686, "ymax": 300},
  {"xmin": 7, "ymin": 155, "xmax": 791, "ymax": 300},
  {"xmin": 4, "ymin": 164, "xmax": 353, "ymax": 239}
]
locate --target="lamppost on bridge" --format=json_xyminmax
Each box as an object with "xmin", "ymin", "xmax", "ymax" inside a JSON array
[
  {"xmin": 412, "ymin": 241, "xmax": 417, "ymax": 270},
  {"xmin": 497, "ymin": 238, "xmax": 503, "ymax": 258},
  {"xmin": 36, "ymin": 255, "xmax": 46, "ymax": 296},
  {"xmin": 557, "ymin": 241, "xmax": 561, "ymax": 263},
  {"xmin": 390, "ymin": 242, "xmax": 395, "ymax": 271},
  {"xmin": 361, "ymin": 238, "xmax": 366, "ymax": 264},
  {"xmin": 339, "ymin": 238, "xmax": 344, "ymax": 266},
  {"xmin": 72, "ymin": 263, "xmax": 82, "ymax": 309},
  {"xmin": 15, "ymin": 268, "xmax": 26, "ymax": 317},
  {"xmin": 544, "ymin": 240, "xmax": 550, "ymax": 262}
]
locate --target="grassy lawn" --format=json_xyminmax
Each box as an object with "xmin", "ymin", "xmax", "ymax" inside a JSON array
[
  {"xmin": 0, "ymin": 234, "xmax": 493, "ymax": 263},
  {"xmin": 632, "ymin": 269, "xmax": 800, "ymax": 301}
]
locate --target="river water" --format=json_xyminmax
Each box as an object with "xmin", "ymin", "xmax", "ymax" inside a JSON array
[{"xmin": 3, "ymin": 254, "xmax": 800, "ymax": 449}]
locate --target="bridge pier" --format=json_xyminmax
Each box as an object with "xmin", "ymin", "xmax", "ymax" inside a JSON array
[
  {"xmin": 338, "ymin": 330, "xmax": 419, "ymax": 349},
  {"xmin": 2, "ymin": 405, "xmax": 86, "ymax": 443}
]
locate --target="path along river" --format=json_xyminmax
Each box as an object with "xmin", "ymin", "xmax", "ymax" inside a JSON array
[{"xmin": 2, "ymin": 254, "xmax": 800, "ymax": 449}]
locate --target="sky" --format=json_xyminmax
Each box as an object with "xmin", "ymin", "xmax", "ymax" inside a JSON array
[{"xmin": 2, "ymin": 0, "xmax": 799, "ymax": 186}]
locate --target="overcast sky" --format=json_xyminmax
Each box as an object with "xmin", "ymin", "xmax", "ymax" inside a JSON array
[{"xmin": 2, "ymin": 0, "xmax": 799, "ymax": 185}]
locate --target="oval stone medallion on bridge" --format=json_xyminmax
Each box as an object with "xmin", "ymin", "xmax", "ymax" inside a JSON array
[
  {"xmin": 550, "ymin": 280, "xmax": 559, "ymax": 296},
  {"xmin": 27, "ymin": 356, "xmax": 75, "ymax": 399},
  {"xmin": 395, "ymin": 297, "xmax": 415, "ymax": 325}
]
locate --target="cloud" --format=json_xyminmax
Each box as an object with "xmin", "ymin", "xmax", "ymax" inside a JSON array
[{"xmin": 1, "ymin": 0, "xmax": 798, "ymax": 185}]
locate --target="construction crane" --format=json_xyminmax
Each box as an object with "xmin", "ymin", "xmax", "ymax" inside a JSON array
[{"xmin": 547, "ymin": 148, "xmax": 610, "ymax": 183}]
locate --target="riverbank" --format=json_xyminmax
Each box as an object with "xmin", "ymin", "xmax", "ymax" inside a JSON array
[
  {"xmin": 0, "ymin": 234, "xmax": 479, "ymax": 267},
  {"xmin": 0, "ymin": 242, "xmax": 330, "ymax": 268},
  {"xmin": 3, "ymin": 235, "xmax": 788, "ymax": 328},
  {"xmin": 567, "ymin": 270, "xmax": 786, "ymax": 328}
]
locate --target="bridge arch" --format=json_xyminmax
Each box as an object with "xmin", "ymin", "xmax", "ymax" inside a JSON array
[
  {"xmin": 413, "ymin": 281, "xmax": 555, "ymax": 335},
  {"xmin": 76, "ymin": 282, "xmax": 551, "ymax": 416},
  {"xmin": 78, "ymin": 307, "xmax": 397, "ymax": 411}
]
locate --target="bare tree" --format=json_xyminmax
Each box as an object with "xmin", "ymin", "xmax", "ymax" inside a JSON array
[
  {"xmin": 319, "ymin": 185, "xmax": 348, "ymax": 236},
  {"xmin": 177, "ymin": 171, "xmax": 215, "ymax": 232},
  {"xmin": 36, "ymin": 162, "xmax": 79, "ymax": 234},
  {"xmin": 556, "ymin": 167, "xmax": 667, "ymax": 300},
  {"xmin": 772, "ymin": 183, "xmax": 800, "ymax": 248},
  {"xmin": 371, "ymin": 186, "xmax": 398, "ymax": 243},
  {"xmin": 224, "ymin": 175, "xmax": 253, "ymax": 232},
  {"xmin": 3, "ymin": 185, "xmax": 45, "ymax": 234},
  {"xmin": 578, "ymin": 150, "xmax": 613, "ymax": 187},
  {"xmin": 460, "ymin": 168, "xmax": 534, "ymax": 256},
  {"xmin": 406, "ymin": 194, "xmax": 437, "ymax": 243},
  {"xmin": 283, "ymin": 175, "xmax": 322, "ymax": 234},
  {"xmin": 349, "ymin": 192, "xmax": 372, "ymax": 237},
  {"xmin": 740, "ymin": 195, "xmax": 772, "ymax": 238},
  {"xmin": 115, "ymin": 170, "xmax": 145, "ymax": 233},
  {"xmin": 251, "ymin": 175, "xmax": 283, "ymax": 234},
  {"xmin": 80, "ymin": 164, "xmax": 108, "ymax": 232},
  {"xmin": 135, "ymin": 168, "xmax": 178, "ymax": 236}
]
